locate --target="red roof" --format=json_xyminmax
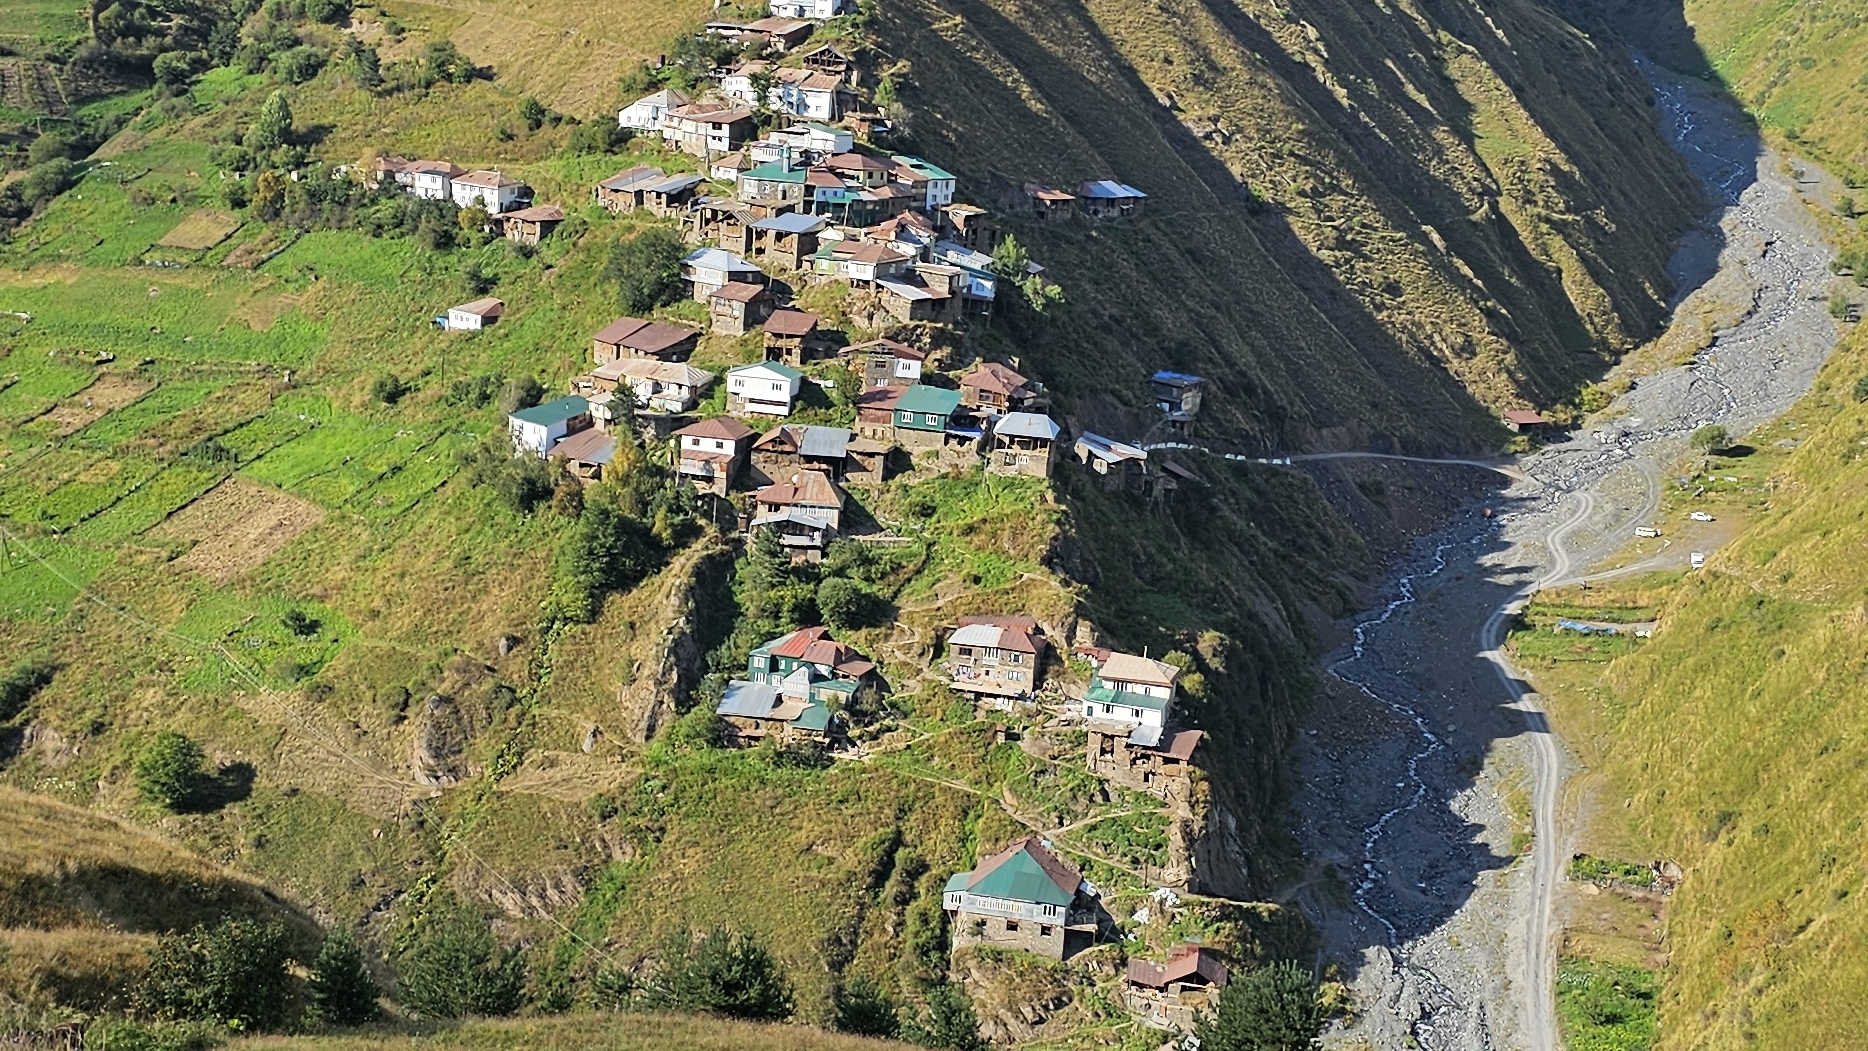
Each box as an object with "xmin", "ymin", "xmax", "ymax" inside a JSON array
[
  {"xmin": 839, "ymin": 241, "xmax": 912, "ymax": 265},
  {"xmin": 763, "ymin": 309, "xmax": 820, "ymax": 337},
  {"xmin": 712, "ymin": 281, "xmax": 771, "ymax": 304},
  {"xmin": 595, "ymin": 316, "xmax": 699, "ymax": 355},
  {"xmin": 962, "ymin": 361, "xmax": 1032, "ymax": 396},
  {"xmin": 594, "ymin": 316, "xmax": 651, "ymax": 344},
  {"xmin": 1143, "ymin": 729, "xmax": 1203, "ymax": 761},
  {"xmin": 826, "ymin": 152, "xmax": 893, "ymax": 172},
  {"xmin": 855, "ymin": 386, "xmax": 905, "ymax": 421},
  {"xmin": 675, "ymin": 416, "xmax": 757, "ymax": 442},
  {"xmin": 756, "ymin": 471, "xmax": 845, "ymax": 510},
  {"xmin": 1125, "ymin": 944, "xmax": 1229, "ymax": 990},
  {"xmin": 959, "ymin": 613, "xmax": 1039, "ymax": 632},
  {"xmin": 845, "ymin": 338, "xmax": 925, "ymax": 362},
  {"xmin": 1503, "ymin": 409, "xmax": 1547, "ymax": 426},
  {"xmin": 505, "ymin": 204, "xmax": 564, "ymax": 222}
]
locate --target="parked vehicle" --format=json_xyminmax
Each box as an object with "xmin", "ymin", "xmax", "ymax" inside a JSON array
[
  {"xmin": 1635, "ymin": 526, "xmax": 1661, "ymax": 538},
  {"xmin": 1690, "ymin": 551, "xmax": 1706, "ymax": 569},
  {"xmin": 1688, "ymin": 511, "xmax": 1715, "ymax": 522}
]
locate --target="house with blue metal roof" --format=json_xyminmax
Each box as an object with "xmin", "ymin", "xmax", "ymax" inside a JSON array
[
  {"xmin": 1077, "ymin": 179, "xmax": 1148, "ymax": 219},
  {"xmin": 942, "ymin": 835, "xmax": 1104, "ymax": 959}
]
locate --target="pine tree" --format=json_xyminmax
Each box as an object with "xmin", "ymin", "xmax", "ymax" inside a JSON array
[
  {"xmin": 250, "ymin": 90, "xmax": 293, "ymax": 151},
  {"xmin": 1196, "ymin": 960, "xmax": 1328, "ymax": 1051},
  {"xmin": 309, "ymin": 931, "xmax": 380, "ymax": 1026}
]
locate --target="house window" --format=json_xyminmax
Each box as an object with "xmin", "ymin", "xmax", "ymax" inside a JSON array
[
  {"xmin": 1040, "ymin": 924, "xmax": 1054, "ymax": 938},
  {"xmin": 1007, "ymin": 670, "xmax": 1022, "ymax": 682},
  {"xmin": 714, "ymin": 440, "xmax": 726, "ymax": 450},
  {"xmin": 1102, "ymin": 704, "xmax": 1113, "ymax": 715},
  {"xmin": 956, "ymin": 646, "xmax": 972, "ymax": 658},
  {"xmin": 1004, "ymin": 919, "xmax": 1018, "ymax": 933},
  {"xmin": 926, "ymin": 413, "xmax": 941, "ymax": 425}
]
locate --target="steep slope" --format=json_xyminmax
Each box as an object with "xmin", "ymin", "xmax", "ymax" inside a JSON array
[
  {"xmin": 875, "ymin": 0, "xmax": 1702, "ymax": 449},
  {"xmin": 1529, "ymin": 324, "xmax": 1868, "ymax": 1050}
]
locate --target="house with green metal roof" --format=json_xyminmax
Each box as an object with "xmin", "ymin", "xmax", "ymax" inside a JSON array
[
  {"xmin": 507, "ymin": 394, "xmax": 591, "ymax": 458},
  {"xmin": 892, "ymin": 384, "xmax": 964, "ymax": 451},
  {"xmin": 737, "ymin": 162, "xmax": 808, "ymax": 207},
  {"xmin": 942, "ymin": 835, "xmax": 1104, "ymax": 960}
]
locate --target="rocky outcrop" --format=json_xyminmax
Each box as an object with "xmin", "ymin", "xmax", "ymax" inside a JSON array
[
  {"xmin": 410, "ymin": 695, "xmax": 470, "ymax": 786},
  {"xmin": 622, "ymin": 544, "xmax": 734, "ymax": 744}
]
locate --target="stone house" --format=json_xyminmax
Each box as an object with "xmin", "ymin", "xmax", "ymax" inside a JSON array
[
  {"xmin": 592, "ymin": 316, "xmax": 701, "ymax": 363},
  {"xmin": 661, "ymin": 102, "xmax": 756, "ymax": 157},
  {"xmin": 751, "ymin": 212, "xmax": 828, "ymax": 270},
  {"xmin": 709, "ymin": 281, "xmax": 776, "ymax": 335},
  {"xmin": 589, "ymin": 359, "xmax": 715, "ymax": 413},
  {"xmin": 854, "ymin": 386, "xmax": 905, "ymax": 442},
  {"xmin": 892, "ymin": 383, "xmax": 963, "ymax": 451},
  {"xmin": 685, "ymin": 198, "xmax": 758, "ymax": 255},
  {"xmin": 754, "ymin": 470, "xmax": 845, "ymax": 530},
  {"xmin": 943, "ymin": 836, "xmax": 1104, "ymax": 960},
  {"xmin": 683, "ymin": 247, "xmax": 767, "ymax": 301},
  {"xmin": 641, "ymin": 172, "xmax": 705, "ymax": 216},
  {"xmin": 1123, "ymin": 944, "xmax": 1229, "ymax": 1031},
  {"xmin": 1087, "ymin": 726, "xmax": 1202, "ymax": 801},
  {"xmin": 844, "ymin": 436, "xmax": 893, "ymax": 484},
  {"xmin": 595, "ymin": 165, "xmax": 667, "ymax": 213},
  {"xmin": 750, "ymin": 424, "xmax": 851, "ymax": 485},
  {"xmin": 1023, "ymin": 182, "xmax": 1076, "ymax": 220},
  {"xmin": 762, "ymin": 309, "xmax": 828, "ymax": 365},
  {"xmin": 1073, "ymin": 432, "xmax": 1157, "ymax": 493},
  {"xmin": 672, "ymin": 416, "xmax": 757, "ymax": 496},
  {"xmin": 945, "ymin": 614, "xmax": 1046, "ymax": 703},
  {"xmin": 717, "ymin": 625, "xmax": 877, "ymax": 745},
  {"xmin": 501, "ymin": 204, "xmax": 563, "ymax": 245},
  {"xmin": 988, "ymin": 412, "xmax": 1061, "ymax": 478},
  {"xmin": 547, "ymin": 428, "xmax": 615, "ymax": 482},
  {"xmin": 849, "ymin": 338, "xmax": 925, "ymax": 389},
  {"xmin": 1150, "ymin": 371, "xmax": 1204, "ymax": 431}
]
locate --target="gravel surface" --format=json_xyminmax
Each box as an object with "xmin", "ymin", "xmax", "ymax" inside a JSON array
[{"xmin": 1292, "ymin": 60, "xmax": 1844, "ymax": 1051}]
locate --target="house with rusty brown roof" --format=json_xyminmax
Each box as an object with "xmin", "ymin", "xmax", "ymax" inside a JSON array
[
  {"xmin": 960, "ymin": 362, "xmax": 1038, "ymax": 414},
  {"xmin": 709, "ymin": 281, "xmax": 776, "ymax": 335},
  {"xmin": 661, "ymin": 101, "xmax": 756, "ymax": 157},
  {"xmin": 592, "ymin": 316, "xmax": 701, "ymax": 363},
  {"xmin": 1123, "ymin": 943, "xmax": 1229, "ymax": 1030},
  {"xmin": 749, "ymin": 424, "xmax": 851, "ymax": 485},
  {"xmin": 848, "ymin": 338, "xmax": 925, "ymax": 389},
  {"xmin": 501, "ymin": 204, "xmax": 563, "ymax": 245},
  {"xmin": 672, "ymin": 416, "xmax": 757, "ymax": 496},
  {"xmin": 946, "ymin": 614, "xmax": 1047, "ymax": 704},
  {"xmin": 762, "ymin": 308, "xmax": 826, "ymax": 365}
]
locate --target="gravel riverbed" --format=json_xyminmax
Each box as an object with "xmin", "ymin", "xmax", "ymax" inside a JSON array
[{"xmin": 1293, "ymin": 60, "xmax": 1846, "ymax": 1051}]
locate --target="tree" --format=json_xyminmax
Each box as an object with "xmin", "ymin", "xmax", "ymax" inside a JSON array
[
  {"xmin": 418, "ymin": 40, "xmax": 476, "ymax": 86},
  {"xmin": 135, "ymin": 731, "xmax": 205, "ymax": 810},
  {"xmin": 1196, "ymin": 960, "xmax": 1328, "ymax": 1051},
  {"xmin": 280, "ymin": 609, "xmax": 321, "ymax": 637},
  {"xmin": 249, "ymin": 90, "xmax": 294, "ymax": 151},
  {"xmin": 550, "ymin": 501, "xmax": 659, "ymax": 624},
  {"xmin": 990, "ymin": 234, "xmax": 1065, "ymax": 313},
  {"xmin": 498, "ymin": 375, "xmax": 545, "ymax": 414},
  {"xmin": 1689, "ymin": 424, "xmax": 1729, "ymax": 454},
  {"xmin": 309, "ymin": 931, "xmax": 381, "ymax": 1026},
  {"xmin": 396, "ymin": 905, "xmax": 527, "ymax": 1018},
  {"xmin": 605, "ymin": 228, "xmax": 686, "ymax": 313},
  {"xmin": 135, "ymin": 918, "xmax": 294, "ymax": 1030},
  {"xmin": 818, "ymin": 577, "xmax": 887, "ymax": 632},
  {"xmin": 369, "ymin": 372, "xmax": 409, "ymax": 405},
  {"xmin": 835, "ymin": 977, "xmax": 900, "ymax": 1037},
  {"xmin": 272, "ymin": 45, "xmax": 326, "ymax": 85},
  {"xmin": 644, "ymin": 927, "xmax": 794, "ymax": 1021},
  {"xmin": 518, "ymin": 96, "xmax": 547, "ymax": 131},
  {"xmin": 350, "ymin": 42, "xmax": 382, "ymax": 89},
  {"xmin": 901, "ymin": 983, "xmax": 984, "ymax": 1050}
]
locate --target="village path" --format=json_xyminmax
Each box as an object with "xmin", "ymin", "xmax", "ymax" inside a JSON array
[{"xmin": 1292, "ymin": 59, "xmax": 1846, "ymax": 1051}]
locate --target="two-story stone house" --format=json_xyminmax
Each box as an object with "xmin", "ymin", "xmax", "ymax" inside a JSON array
[
  {"xmin": 943, "ymin": 836, "xmax": 1104, "ymax": 960},
  {"xmin": 945, "ymin": 615, "xmax": 1046, "ymax": 703},
  {"xmin": 671, "ymin": 416, "xmax": 756, "ymax": 497}
]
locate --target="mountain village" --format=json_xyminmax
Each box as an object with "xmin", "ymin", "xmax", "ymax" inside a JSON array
[{"xmin": 354, "ymin": 5, "xmax": 1236, "ymax": 1031}]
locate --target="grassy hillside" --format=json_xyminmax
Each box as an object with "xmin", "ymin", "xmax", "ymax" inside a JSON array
[
  {"xmin": 1520, "ymin": 322, "xmax": 1868, "ymax": 1050},
  {"xmin": 874, "ymin": 0, "xmax": 1703, "ymax": 448},
  {"xmin": 244, "ymin": 1013, "xmax": 918, "ymax": 1050}
]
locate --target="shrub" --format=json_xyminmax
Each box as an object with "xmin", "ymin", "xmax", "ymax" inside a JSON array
[
  {"xmin": 1689, "ymin": 424, "xmax": 1729, "ymax": 454},
  {"xmin": 135, "ymin": 919, "xmax": 293, "ymax": 1030},
  {"xmin": 369, "ymin": 372, "xmax": 409, "ymax": 405},
  {"xmin": 641, "ymin": 927, "xmax": 793, "ymax": 1021},
  {"xmin": 518, "ymin": 96, "xmax": 547, "ymax": 131},
  {"xmin": 498, "ymin": 375, "xmax": 545, "ymax": 414},
  {"xmin": 817, "ymin": 577, "xmax": 888, "ymax": 632},
  {"xmin": 281, "ymin": 609, "xmax": 322, "ymax": 637},
  {"xmin": 1196, "ymin": 960, "xmax": 1328, "ymax": 1051},
  {"xmin": 416, "ymin": 40, "xmax": 477, "ymax": 86},
  {"xmin": 834, "ymin": 977, "xmax": 900, "ymax": 1037},
  {"xmin": 273, "ymin": 45, "xmax": 326, "ymax": 84},
  {"xmin": 134, "ymin": 731, "xmax": 205, "ymax": 810},
  {"xmin": 1853, "ymin": 375, "xmax": 1868, "ymax": 403},
  {"xmin": 606, "ymin": 228, "xmax": 686, "ymax": 314},
  {"xmin": 900, "ymin": 983, "xmax": 983, "ymax": 1050},
  {"xmin": 308, "ymin": 931, "xmax": 380, "ymax": 1026},
  {"xmin": 447, "ymin": 373, "xmax": 504, "ymax": 409},
  {"xmin": 396, "ymin": 905, "xmax": 527, "ymax": 1018},
  {"xmin": 0, "ymin": 658, "xmax": 57, "ymax": 722},
  {"xmin": 459, "ymin": 439, "xmax": 553, "ymax": 514}
]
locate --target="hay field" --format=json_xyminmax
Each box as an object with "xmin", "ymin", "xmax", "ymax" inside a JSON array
[
  {"xmin": 155, "ymin": 209, "xmax": 243, "ymax": 251},
  {"xmin": 148, "ymin": 477, "xmax": 327, "ymax": 582}
]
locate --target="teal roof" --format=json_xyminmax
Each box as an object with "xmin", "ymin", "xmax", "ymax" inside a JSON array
[
  {"xmin": 793, "ymin": 697, "xmax": 833, "ymax": 733},
  {"xmin": 965, "ymin": 845, "xmax": 1076, "ymax": 907},
  {"xmin": 741, "ymin": 162, "xmax": 807, "ymax": 183},
  {"xmin": 892, "ymin": 155, "xmax": 955, "ymax": 181},
  {"xmin": 1086, "ymin": 674, "xmax": 1170, "ymax": 712},
  {"xmin": 943, "ymin": 872, "xmax": 970, "ymax": 895},
  {"xmin": 895, "ymin": 384, "xmax": 962, "ymax": 416},
  {"xmin": 509, "ymin": 394, "xmax": 588, "ymax": 426},
  {"xmin": 730, "ymin": 361, "xmax": 805, "ymax": 381}
]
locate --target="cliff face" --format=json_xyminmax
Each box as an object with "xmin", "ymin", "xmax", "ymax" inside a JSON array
[{"xmin": 874, "ymin": 0, "xmax": 1703, "ymax": 450}]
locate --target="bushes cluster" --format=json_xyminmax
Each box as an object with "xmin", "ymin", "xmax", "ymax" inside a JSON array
[
  {"xmin": 601, "ymin": 927, "xmax": 794, "ymax": 1021},
  {"xmin": 135, "ymin": 919, "xmax": 293, "ymax": 1030},
  {"xmin": 395, "ymin": 904, "xmax": 526, "ymax": 1018}
]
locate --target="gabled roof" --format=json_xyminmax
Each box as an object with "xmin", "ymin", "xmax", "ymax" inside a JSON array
[
  {"xmin": 409, "ymin": 160, "xmax": 466, "ymax": 176},
  {"xmin": 743, "ymin": 15, "xmax": 811, "ymax": 33},
  {"xmin": 995, "ymin": 412, "xmax": 1060, "ymax": 441},
  {"xmin": 1078, "ymin": 179, "xmax": 1147, "ymax": 199},
  {"xmin": 711, "ymin": 281, "xmax": 771, "ymax": 303},
  {"xmin": 752, "ymin": 212, "xmax": 828, "ymax": 234},
  {"xmin": 548, "ymin": 428, "xmax": 615, "ymax": 465},
  {"xmin": 1503, "ymin": 409, "xmax": 1547, "ymax": 425},
  {"xmin": 667, "ymin": 102, "xmax": 755, "ymax": 125},
  {"xmin": 643, "ymin": 172, "xmax": 705, "ymax": 195},
  {"xmin": 855, "ymin": 386, "xmax": 905, "ymax": 418},
  {"xmin": 957, "ymin": 836, "xmax": 1081, "ymax": 908},
  {"xmin": 674, "ymin": 416, "xmax": 757, "ymax": 442},
  {"xmin": 1150, "ymin": 370, "xmax": 1204, "ymax": 385},
  {"xmin": 895, "ymin": 384, "xmax": 962, "ymax": 416},
  {"xmin": 1075, "ymin": 432, "xmax": 1148, "ymax": 464},
  {"xmin": 624, "ymin": 88, "xmax": 689, "ymax": 111},
  {"xmin": 593, "ymin": 317, "xmax": 699, "ymax": 354},
  {"xmin": 1145, "ymin": 728, "xmax": 1203, "ymax": 761},
  {"xmin": 450, "ymin": 297, "xmax": 505, "ymax": 317},
  {"xmin": 729, "ymin": 360, "xmax": 806, "ymax": 382},
  {"xmin": 756, "ymin": 471, "xmax": 845, "ymax": 510},
  {"xmin": 1099, "ymin": 652, "xmax": 1180, "ymax": 688},
  {"xmin": 837, "ymin": 241, "xmax": 912, "ymax": 265},
  {"xmin": 1125, "ymin": 945, "xmax": 1229, "ymax": 990},
  {"xmin": 684, "ymin": 247, "xmax": 764, "ymax": 274},
  {"xmin": 845, "ymin": 337, "xmax": 924, "ymax": 361},
  {"xmin": 509, "ymin": 394, "xmax": 588, "ymax": 426},
  {"xmin": 455, "ymin": 169, "xmax": 523, "ymax": 188},
  {"xmin": 763, "ymin": 309, "xmax": 820, "ymax": 336},
  {"xmin": 962, "ymin": 362, "xmax": 1032, "ymax": 396},
  {"xmin": 504, "ymin": 204, "xmax": 564, "ymax": 222},
  {"xmin": 826, "ymin": 152, "xmax": 894, "ymax": 172},
  {"xmin": 599, "ymin": 164, "xmax": 666, "ymax": 191},
  {"xmin": 774, "ymin": 67, "xmax": 843, "ymax": 92},
  {"xmin": 741, "ymin": 162, "xmax": 810, "ymax": 184},
  {"xmin": 1023, "ymin": 182, "xmax": 1075, "ymax": 203},
  {"xmin": 596, "ymin": 359, "xmax": 715, "ymax": 387},
  {"xmin": 890, "ymin": 155, "xmax": 955, "ymax": 181},
  {"xmin": 949, "ymin": 622, "xmax": 1040, "ymax": 654}
]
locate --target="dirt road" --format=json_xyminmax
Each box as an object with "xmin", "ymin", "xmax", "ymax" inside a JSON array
[{"xmin": 1296, "ymin": 62, "xmax": 1846, "ymax": 1051}]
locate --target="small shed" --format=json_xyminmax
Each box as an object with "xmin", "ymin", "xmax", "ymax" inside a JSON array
[
  {"xmin": 1502, "ymin": 409, "xmax": 1549, "ymax": 434},
  {"xmin": 763, "ymin": 309, "xmax": 826, "ymax": 365},
  {"xmin": 1077, "ymin": 180, "xmax": 1148, "ymax": 219},
  {"xmin": 443, "ymin": 297, "xmax": 504, "ymax": 331},
  {"xmin": 709, "ymin": 281, "xmax": 776, "ymax": 335},
  {"xmin": 548, "ymin": 427, "xmax": 616, "ymax": 481},
  {"xmin": 501, "ymin": 204, "xmax": 564, "ymax": 245},
  {"xmin": 1022, "ymin": 182, "xmax": 1075, "ymax": 220}
]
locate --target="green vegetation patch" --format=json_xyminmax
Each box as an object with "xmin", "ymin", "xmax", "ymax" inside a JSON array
[{"xmin": 1556, "ymin": 959, "xmax": 1657, "ymax": 1051}]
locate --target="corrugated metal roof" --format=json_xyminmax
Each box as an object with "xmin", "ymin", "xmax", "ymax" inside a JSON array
[
  {"xmin": 895, "ymin": 384, "xmax": 962, "ymax": 415},
  {"xmin": 752, "ymin": 212, "xmax": 828, "ymax": 233},
  {"xmin": 509, "ymin": 394, "xmax": 588, "ymax": 426},
  {"xmin": 995, "ymin": 412, "xmax": 1060, "ymax": 441},
  {"xmin": 798, "ymin": 426, "xmax": 850, "ymax": 459},
  {"xmin": 961, "ymin": 837, "xmax": 1080, "ymax": 907},
  {"xmin": 717, "ymin": 680, "xmax": 779, "ymax": 718}
]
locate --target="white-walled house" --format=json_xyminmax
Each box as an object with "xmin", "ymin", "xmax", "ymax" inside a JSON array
[
  {"xmin": 682, "ymin": 247, "xmax": 767, "ymax": 300},
  {"xmin": 443, "ymin": 297, "xmax": 504, "ymax": 331},
  {"xmin": 618, "ymin": 88, "xmax": 690, "ymax": 131},
  {"xmin": 727, "ymin": 361, "xmax": 805, "ymax": 416},
  {"xmin": 772, "ymin": 122, "xmax": 853, "ymax": 156},
  {"xmin": 409, "ymin": 160, "xmax": 464, "ymax": 200},
  {"xmin": 508, "ymin": 394, "xmax": 591, "ymax": 457},
  {"xmin": 451, "ymin": 170, "xmax": 527, "ymax": 213},
  {"xmin": 891, "ymin": 155, "xmax": 957, "ymax": 210},
  {"xmin": 769, "ymin": 0, "xmax": 848, "ymax": 18},
  {"xmin": 1080, "ymin": 651, "xmax": 1180, "ymax": 746}
]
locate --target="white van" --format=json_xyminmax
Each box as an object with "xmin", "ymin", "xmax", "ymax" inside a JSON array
[
  {"xmin": 1690, "ymin": 552, "xmax": 1706, "ymax": 570},
  {"xmin": 1635, "ymin": 527, "xmax": 1661, "ymax": 538}
]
